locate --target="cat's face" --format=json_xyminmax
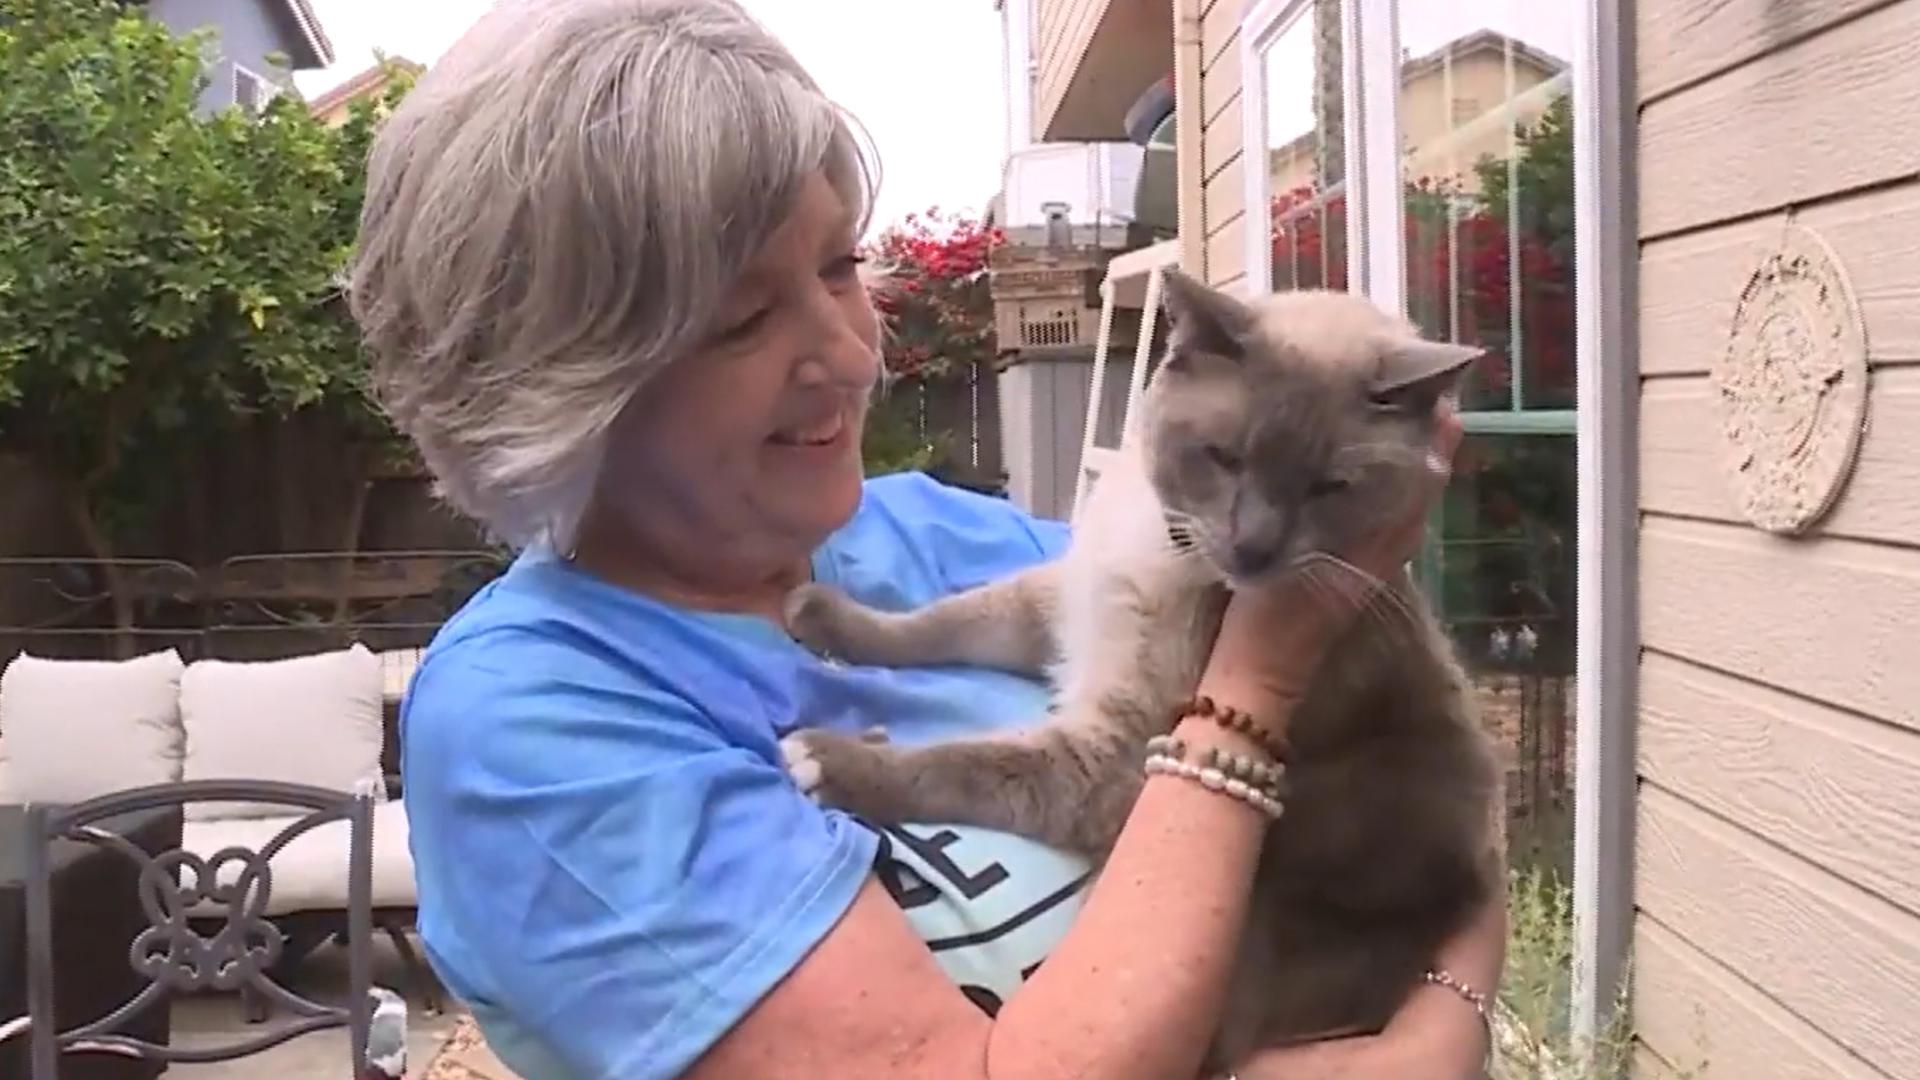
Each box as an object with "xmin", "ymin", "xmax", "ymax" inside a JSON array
[{"xmin": 1139, "ymin": 271, "xmax": 1481, "ymax": 589}]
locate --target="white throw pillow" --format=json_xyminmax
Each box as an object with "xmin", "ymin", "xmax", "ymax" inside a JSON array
[
  {"xmin": 180, "ymin": 644, "xmax": 387, "ymax": 820},
  {"xmin": 0, "ymin": 649, "xmax": 187, "ymax": 804}
]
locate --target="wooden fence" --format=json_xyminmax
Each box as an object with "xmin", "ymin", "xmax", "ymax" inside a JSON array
[{"xmin": 872, "ymin": 364, "xmax": 1006, "ymax": 494}]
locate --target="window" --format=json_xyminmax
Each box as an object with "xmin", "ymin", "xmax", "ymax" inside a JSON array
[
  {"xmin": 1241, "ymin": 0, "xmax": 1349, "ymax": 294},
  {"xmin": 233, "ymin": 65, "xmax": 268, "ymax": 115},
  {"xmin": 1398, "ymin": 5, "xmax": 1580, "ymax": 872},
  {"xmin": 1240, "ymin": 0, "xmax": 1583, "ymax": 873}
]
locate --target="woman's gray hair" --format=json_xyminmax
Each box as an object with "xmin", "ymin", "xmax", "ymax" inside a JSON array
[{"xmin": 350, "ymin": 0, "xmax": 877, "ymax": 550}]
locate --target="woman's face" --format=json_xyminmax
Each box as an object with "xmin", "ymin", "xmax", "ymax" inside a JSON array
[{"xmin": 594, "ymin": 172, "xmax": 881, "ymax": 574}]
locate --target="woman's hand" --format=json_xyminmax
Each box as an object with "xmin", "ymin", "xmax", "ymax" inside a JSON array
[
  {"xmin": 1204, "ymin": 402, "xmax": 1466, "ymax": 708},
  {"xmin": 1228, "ymin": 891, "xmax": 1506, "ymax": 1080}
]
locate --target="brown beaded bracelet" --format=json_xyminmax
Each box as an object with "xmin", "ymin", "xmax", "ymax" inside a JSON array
[{"xmin": 1175, "ymin": 695, "xmax": 1292, "ymax": 764}]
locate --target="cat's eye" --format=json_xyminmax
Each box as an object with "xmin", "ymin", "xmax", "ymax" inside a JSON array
[
  {"xmin": 1204, "ymin": 444, "xmax": 1242, "ymax": 471},
  {"xmin": 1306, "ymin": 477, "xmax": 1350, "ymax": 498}
]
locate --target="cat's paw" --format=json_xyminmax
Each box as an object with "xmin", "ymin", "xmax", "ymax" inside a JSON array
[
  {"xmin": 779, "ymin": 728, "xmax": 897, "ymax": 814},
  {"xmin": 779, "ymin": 730, "xmax": 829, "ymax": 798},
  {"xmin": 784, "ymin": 583, "xmax": 880, "ymax": 662}
]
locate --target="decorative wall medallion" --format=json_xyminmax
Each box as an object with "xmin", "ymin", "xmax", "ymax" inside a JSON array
[{"xmin": 1712, "ymin": 223, "xmax": 1871, "ymax": 534}]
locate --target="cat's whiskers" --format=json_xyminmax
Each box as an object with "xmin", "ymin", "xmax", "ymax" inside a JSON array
[{"xmin": 1290, "ymin": 552, "xmax": 1421, "ymax": 640}]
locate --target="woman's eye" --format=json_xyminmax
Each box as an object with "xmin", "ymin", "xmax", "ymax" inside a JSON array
[
  {"xmin": 1204, "ymin": 444, "xmax": 1241, "ymax": 471},
  {"xmin": 824, "ymin": 252, "xmax": 867, "ymax": 282},
  {"xmin": 716, "ymin": 307, "xmax": 770, "ymax": 342},
  {"xmin": 1307, "ymin": 477, "xmax": 1350, "ymax": 498}
]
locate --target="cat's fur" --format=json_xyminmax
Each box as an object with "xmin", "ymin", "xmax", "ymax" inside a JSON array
[{"xmin": 781, "ymin": 270, "xmax": 1501, "ymax": 1066}]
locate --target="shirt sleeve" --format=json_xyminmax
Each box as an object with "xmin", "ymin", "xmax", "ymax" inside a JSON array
[{"xmin": 403, "ymin": 646, "xmax": 879, "ymax": 1080}]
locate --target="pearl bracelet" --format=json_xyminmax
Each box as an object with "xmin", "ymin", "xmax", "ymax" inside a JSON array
[{"xmin": 1143, "ymin": 734, "xmax": 1286, "ymax": 820}]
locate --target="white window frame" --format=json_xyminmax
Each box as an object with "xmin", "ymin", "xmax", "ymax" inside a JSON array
[
  {"xmin": 1569, "ymin": 0, "xmax": 1637, "ymax": 1043},
  {"xmin": 1238, "ymin": 0, "xmax": 1401, "ymax": 309},
  {"xmin": 233, "ymin": 63, "xmax": 271, "ymax": 115}
]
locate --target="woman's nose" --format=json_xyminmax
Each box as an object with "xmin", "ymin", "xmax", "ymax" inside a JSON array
[{"xmin": 795, "ymin": 292, "xmax": 879, "ymax": 388}]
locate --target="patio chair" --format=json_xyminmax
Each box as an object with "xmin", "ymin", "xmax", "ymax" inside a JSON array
[{"xmin": 0, "ymin": 780, "xmax": 407, "ymax": 1079}]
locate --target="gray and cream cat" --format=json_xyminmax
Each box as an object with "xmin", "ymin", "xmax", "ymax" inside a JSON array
[{"xmin": 781, "ymin": 269, "xmax": 1501, "ymax": 1062}]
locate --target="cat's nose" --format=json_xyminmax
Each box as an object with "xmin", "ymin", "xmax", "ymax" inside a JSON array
[{"xmin": 1230, "ymin": 542, "xmax": 1278, "ymax": 577}]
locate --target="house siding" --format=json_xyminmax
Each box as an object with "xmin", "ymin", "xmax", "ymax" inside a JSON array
[
  {"xmin": 1631, "ymin": 1, "xmax": 1920, "ymax": 1077},
  {"xmin": 1198, "ymin": 0, "xmax": 1247, "ymax": 289},
  {"xmin": 146, "ymin": 0, "xmax": 300, "ymax": 115},
  {"xmin": 1033, "ymin": 0, "xmax": 1106, "ymax": 139}
]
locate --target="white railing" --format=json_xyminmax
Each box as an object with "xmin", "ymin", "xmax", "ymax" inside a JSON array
[{"xmin": 1071, "ymin": 238, "xmax": 1182, "ymax": 519}]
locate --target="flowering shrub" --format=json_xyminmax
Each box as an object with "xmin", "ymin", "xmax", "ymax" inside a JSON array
[
  {"xmin": 1268, "ymin": 96, "xmax": 1576, "ymax": 411},
  {"xmin": 859, "ymin": 209, "xmax": 1005, "ymax": 477},
  {"xmin": 865, "ymin": 208, "xmax": 1004, "ymax": 382}
]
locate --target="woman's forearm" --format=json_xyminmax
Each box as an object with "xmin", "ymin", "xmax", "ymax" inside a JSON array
[{"xmin": 981, "ymin": 674, "xmax": 1288, "ymax": 1080}]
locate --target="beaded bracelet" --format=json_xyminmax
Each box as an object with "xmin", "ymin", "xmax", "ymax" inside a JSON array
[
  {"xmin": 1175, "ymin": 695, "xmax": 1292, "ymax": 763},
  {"xmin": 1143, "ymin": 734, "xmax": 1286, "ymax": 820},
  {"xmin": 1422, "ymin": 968, "xmax": 1494, "ymax": 1060}
]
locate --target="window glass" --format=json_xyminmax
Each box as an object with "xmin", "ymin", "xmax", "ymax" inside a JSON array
[{"xmin": 1260, "ymin": 1, "xmax": 1347, "ymax": 292}]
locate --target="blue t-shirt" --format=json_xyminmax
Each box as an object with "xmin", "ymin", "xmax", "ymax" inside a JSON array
[{"xmin": 401, "ymin": 473, "xmax": 1093, "ymax": 1080}]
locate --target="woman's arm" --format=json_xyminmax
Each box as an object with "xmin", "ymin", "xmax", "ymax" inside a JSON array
[{"xmin": 688, "ymin": 668, "xmax": 1297, "ymax": 1080}]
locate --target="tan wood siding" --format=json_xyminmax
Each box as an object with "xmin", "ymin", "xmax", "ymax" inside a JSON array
[
  {"xmin": 1639, "ymin": 517, "xmax": 1920, "ymax": 732},
  {"xmin": 1205, "ymin": 211, "xmax": 1247, "ymax": 289},
  {"xmin": 1633, "ymin": 917, "xmax": 1888, "ymax": 1080},
  {"xmin": 1033, "ymin": 0, "xmax": 1106, "ymax": 139},
  {"xmin": 1202, "ymin": 155, "xmax": 1246, "ymax": 281},
  {"xmin": 1640, "ymin": 183, "xmax": 1920, "ymax": 377},
  {"xmin": 1636, "ymin": 786, "xmax": 1920, "ymax": 1077},
  {"xmin": 1201, "ymin": 0, "xmax": 1242, "ymax": 71},
  {"xmin": 1638, "ymin": 0, "xmax": 1896, "ymax": 104},
  {"xmin": 1638, "ymin": 651, "xmax": 1920, "ymax": 917},
  {"xmin": 1198, "ymin": 0, "xmax": 1245, "ymax": 285},
  {"xmin": 1633, "ymin": 8, "xmax": 1920, "ymax": 1062},
  {"xmin": 1639, "ymin": 0, "xmax": 1920, "ymax": 240},
  {"xmin": 1202, "ymin": 29, "xmax": 1240, "ymax": 124},
  {"xmin": 1203, "ymin": 93, "xmax": 1243, "ymax": 184},
  {"xmin": 1640, "ymin": 368, "xmax": 1920, "ymax": 546}
]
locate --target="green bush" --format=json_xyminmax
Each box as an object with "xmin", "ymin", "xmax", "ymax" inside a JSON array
[{"xmin": 1493, "ymin": 867, "xmax": 1705, "ymax": 1079}]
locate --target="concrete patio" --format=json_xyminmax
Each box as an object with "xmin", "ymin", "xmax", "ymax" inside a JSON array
[{"xmin": 164, "ymin": 934, "xmax": 517, "ymax": 1078}]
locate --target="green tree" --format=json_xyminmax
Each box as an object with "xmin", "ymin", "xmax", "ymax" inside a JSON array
[
  {"xmin": 0, "ymin": 0, "xmax": 408, "ymax": 633},
  {"xmin": 1474, "ymin": 93, "xmax": 1575, "ymax": 269}
]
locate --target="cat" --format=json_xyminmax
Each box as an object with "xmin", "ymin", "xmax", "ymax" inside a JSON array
[{"xmin": 780, "ymin": 269, "xmax": 1502, "ymax": 1066}]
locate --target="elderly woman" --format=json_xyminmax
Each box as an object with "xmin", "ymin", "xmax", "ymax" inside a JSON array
[{"xmin": 351, "ymin": 2, "xmax": 1503, "ymax": 1078}]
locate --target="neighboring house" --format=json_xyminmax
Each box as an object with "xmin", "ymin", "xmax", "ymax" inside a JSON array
[
  {"xmin": 141, "ymin": 0, "xmax": 335, "ymax": 115},
  {"xmin": 1269, "ymin": 29, "xmax": 1564, "ymax": 197},
  {"xmin": 307, "ymin": 57, "xmax": 425, "ymax": 127},
  {"xmin": 1027, "ymin": 1, "xmax": 1920, "ymax": 1078}
]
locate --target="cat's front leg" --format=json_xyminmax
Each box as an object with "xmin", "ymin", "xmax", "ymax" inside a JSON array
[
  {"xmin": 786, "ymin": 562, "xmax": 1059, "ymax": 675},
  {"xmin": 780, "ymin": 719, "xmax": 1141, "ymax": 856}
]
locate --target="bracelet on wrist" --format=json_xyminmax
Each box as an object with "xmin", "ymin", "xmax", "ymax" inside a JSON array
[
  {"xmin": 1176, "ymin": 695, "xmax": 1293, "ymax": 764},
  {"xmin": 1143, "ymin": 733, "xmax": 1287, "ymax": 820},
  {"xmin": 1421, "ymin": 968, "xmax": 1494, "ymax": 1062}
]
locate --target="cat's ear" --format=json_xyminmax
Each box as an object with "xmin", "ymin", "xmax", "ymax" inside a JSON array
[
  {"xmin": 1369, "ymin": 338, "xmax": 1484, "ymax": 414},
  {"xmin": 1160, "ymin": 266, "xmax": 1256, "ymax": 364}
]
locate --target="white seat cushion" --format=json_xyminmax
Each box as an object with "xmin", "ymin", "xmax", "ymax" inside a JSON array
[
  {"xmin": 0, "ymin": 649, "xmax": 186, "ymax": 804},
  {"xmin": 181, "ymin": 799, "xmax": 416, "ymax": 916},
  {"xmin": 180, "ymin": 644, "xmax": 386, "ymax": 820}
]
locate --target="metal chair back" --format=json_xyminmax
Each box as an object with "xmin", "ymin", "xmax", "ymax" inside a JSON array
[{"xmin": 12, "ymin": 780, "xmax": 383, "ymax": 1078}]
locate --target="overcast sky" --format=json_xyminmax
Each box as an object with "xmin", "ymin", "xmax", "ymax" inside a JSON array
[{"xmin": 296, "ymin": 0, "xmax": 1008, "ymax": 234}]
